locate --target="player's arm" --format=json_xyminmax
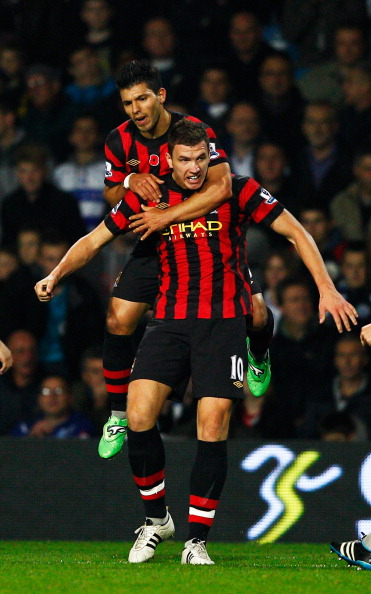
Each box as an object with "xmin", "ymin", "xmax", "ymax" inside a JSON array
[
  {"xmin": 270, "ymin": 209, "xmax": 358, "ymax": 332},
  {"xmin": 128, "ymin": 162, "xmax": 232, "ymax": 240},
  {"xmin": 34, "ymin": 222, "xmax": 115, "ymax": 302},
  {"xmin": 104, "ymin": 173, "xmax": 164, "ymax": 208},
  {"xmin": 361, "ymin": 324, "xmax": 371, "ymax": 347},
  {"xmin": 0, "ymin": 340, "xmax": 12, "ymax": 374}
]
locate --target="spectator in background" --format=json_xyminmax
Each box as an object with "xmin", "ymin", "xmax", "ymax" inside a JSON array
[
  {"xmin": 253, "ymin": 140, "xmax": 299, "ymax": 216},
  {"xmin": 320, "ymin": 411, "xmax": 358, "ymax": 442},
  {"xmin": 65, "ymin": 45, "xmax": 116, "ymax": 109},
  {"xmin": 0, "ymin": 42, "xmax": 27, "ymax": 111},
  {"xmin": 12, "ymin": 374, "xmax": 94, "ymax": 438},
  {"xmin": 21, "ymin": 64, "xmax": 79, "ymax": 163},
  {"xmin": 224, "ymin": 102, "xmax": 262, "ymax": 177},
  {"xmin": 281, "ymin": 0, "xmax": 367, "ymax": 69},
  {"xmin": 225, "ymin": 10, "xmax": 279, "ymax": 101},
  {"xmin": 0, "ymin": 339, "xmax": 12, "ymax": 374},
  {"xmin": 299, "ymin": 203, "xmax": 346, "ymax": 282},
  {"xmin": 0, "ymin": 329, "xmax": 40, "ymax": 435},
  {"xmin": 0, "ymin": 246, "xmax": 19, "ymax": 284},
  {"xmin": 79, "ymin": 0, "xmax": 119, "ymax": 77},
  {"xmin": 335, "ymin": 241, "xmax": 371, "ymax": 327},
  {"xmin": 262, "ymin": 249, "xmax": 299, "ymax": 331},
  {"xmin": 53, "ymin": 113, "xmax": 107, "ymax": 232},
  {"xmin": 292, "ymin": 100, "xmax": 353, "ymax": 208},
  {"xmin": 255, "ymin": 52, "xmax": 305, "ymax": 158},
  {"xmin": 141, "ymin": 16, "xmax": 193, "ymax": 108},
  {"xmin": 16, "ymin": 226, "xmax": 41, "ymax": 269},
  {"xmin": 0, "ymin": 144, "xmax": 87, "ymax": 247},
  {"xmin": 303, "ymin": 333, "xmax": 371, "ymax": 440},
  {"xmin": 0, "ymin": 97, "xmax": 28, "ymax": 205},
  {"xmin": 73, "ymin": 345, "xmax": 109, "ymax": 436},
  {"xmin": 338, "ymin": 61, "xmax": 371, "ymax": 153},
  {"xmin": 298, "ymin": 21, "xmax": 369, "ymax": 107},
  {"xmin": 270, "ymin": 276, "xmax": 337, "ymax": 432},
  {"xmin": 330, "ymin": 146, "xmax": 371, "ymax": 249},
  {"xmin": 191, "ymin": 64, "xmax": 234, "ymax": 139}
]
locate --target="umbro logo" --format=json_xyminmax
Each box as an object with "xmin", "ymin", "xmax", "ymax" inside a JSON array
[
  {"xmin": 126, "ymin": 159, "xmax": 140, "ymax": 166},
  {"xmin": 233, "ymin": 381, "xmax": 244, "ymax": 388},
  {"xmin": 107, "ymin": 425, "xmax": 127, "ymax": 437},
  {"xmin": 248, "ymin": 362, "xmax": 264, "ymax": 377},
  {"xmin": 156, "ymin": 202, "xmax": 169, "ymax": 210}
]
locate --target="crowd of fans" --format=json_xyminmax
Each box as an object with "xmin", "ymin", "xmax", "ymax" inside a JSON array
[{"xmin": 0, "ymin": 0, "xmax": 370, "ymax": 442}]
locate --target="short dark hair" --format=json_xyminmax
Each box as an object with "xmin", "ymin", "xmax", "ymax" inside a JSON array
[
  {"xmin": 276, "ymin": 275, "xmax": 312, "ymax": 307},
  {"xmin": 116, "ymin": 59, "xmax": 162, "ymax": 93},
  {"xmin": 167, "ymin": 119, "xmax": 209, "ymax": 156}
]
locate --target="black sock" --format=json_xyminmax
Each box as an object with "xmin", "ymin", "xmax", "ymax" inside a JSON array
[
  {"xmin": 127, "ymin": 425, "xmax": 167, "ymax": 519},
  {"xmin": 103, "ymin": 329, "xmax": 135, "ymax": 412},
  {"xmin": 187, "ymin": 440, "xmax": 228, "ymax": 542},
  {"xmin": 247, "ymin": 306, "xmax": 274, "ymax": 361}
]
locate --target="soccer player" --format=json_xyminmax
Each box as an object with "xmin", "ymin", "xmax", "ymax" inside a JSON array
[
  {"xmin": 35, "ymin": 120, "xmax": 358, "ymax": 565},
  {"xmin": 0, "ymin": 340, "xmax": 12, "ymax": 374},
  {"xmin": 330, "ymin": 322, "xmax": 371, "ymax": 571},
  {"xmin": 100, "ymin": 59, "xmax": 273, "ymax": 459}
]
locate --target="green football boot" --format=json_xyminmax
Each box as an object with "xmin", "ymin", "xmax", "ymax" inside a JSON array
[
  {"xmin": 98, "ymin": 416, "xmax": 128, "ymax": 459},
  {"xmin": 246, "ymin": 337, "xmax": 271, "ymax": 397}
]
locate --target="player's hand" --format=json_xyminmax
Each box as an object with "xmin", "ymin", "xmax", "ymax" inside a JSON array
[
  {"xmin": 129, "ymin": 205, "xmax": 171, "ymax": 240},
  {"xmin": 360, "ymin": 323, "xmax": 371, "ymax": 347},
  {"xmin": 129, "ymin": 173, "xmax": 164, "ymax": 203},
  {"xmin": 0, "ymin": 340, "xmax": 12, "ymax": 374},
  {"xmin": 318, "ymin": 286, "xmax": 358, "ymax": 333},
  {"xmin": 34, "ymin": 275, "xmax": 57, "ymax": 302}
]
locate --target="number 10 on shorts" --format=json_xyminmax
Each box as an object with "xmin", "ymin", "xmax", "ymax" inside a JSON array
[{"xmin": 230, "ymin": 355, "xmax": 244, "ymax": 382}]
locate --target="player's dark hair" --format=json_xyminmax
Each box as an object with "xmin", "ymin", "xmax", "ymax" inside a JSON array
[
  {"xmin": 167, "ymin": 119, "xmax": 209, "ymax": 155},
  {"xmin": 116, "ymin": 59, "xmax": 162, "ymax": 93}
]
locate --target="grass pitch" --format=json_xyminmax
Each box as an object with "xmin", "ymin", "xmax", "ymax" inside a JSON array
[{"xmin": 0, "ymin": 541, "xmax": 368, "ymax": 594}]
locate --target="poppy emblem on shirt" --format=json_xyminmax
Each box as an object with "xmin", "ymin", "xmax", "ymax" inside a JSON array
[{"xmin": 149, "ymin": 154, "xmax": 160, "ymax": 166}]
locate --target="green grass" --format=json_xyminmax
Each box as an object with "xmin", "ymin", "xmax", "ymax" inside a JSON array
[{"xmin": 0, "ymin": 541, "xmax": 368, "ymax": 594}]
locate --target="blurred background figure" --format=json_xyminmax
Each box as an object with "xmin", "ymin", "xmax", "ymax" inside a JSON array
[
  {"xmin": 0, "ymin": 42, "xmax": 27, "ymax": 111},
  {"xmin": 292, "ymin": 100, "xmax": 353, "ymax": 209},
  {"xmin": 53, "ymin": 113, "xmax": 106, "ymax": 232},
  {"xmin": 303, "ymin": 333, "xmax": 371, "ymax": 440},
  {"xmin": 0, "ymin": 144, "xmax": 87, "ymax": 247},
  {"xmin": 0, "ymin": 97, "xmax": 28, "ymax": 210},
  {"xmin": 338, "ymin": 61, "xmax": 371, "ymax": 152},
  {"xmin": 79, "ymin": 0, "xmax": 118, "ymax": 77},
  {"xmin": 12, "ymin": 374, "xmax": 94, "ymax": 439},
  {"xmin": 335, "ymin": 241, "xmax": 371, "ymax": 327},
  {"xmin": 73, "ymin": 345, "xmax": 109, "ymax": 436},
  {"xmin": 319, "ymin": 411, "xmax": 358, "ymax": 442},
  {"xmin": 0, "ymin": 338, "xmax": 12, "ymax": 374},
  {"xmin": 298, "ymin": 21, "xmax": 369, "ymax": 106},
  {"xmin": 16, "ymin": 226, "xmax": 41, "ymax": 269},
  {"xmin": 224, "ymin": 101, "xmax": 262, "ymax": 177},
  {"xmin": 0, "ymin": 245, "xmax": 19, "ymax": 284},
  {"xmin": 261, "ymin": 249, "xmax": 298, "ymax": 331},
  {"xmin": 0, "ymin": 329, "xmax": 40, "ymax": 435},
  {"xmin": 21, "ymin": 64, "xmax": 79, "ymax": 163},
  {"xmin": 192, "ymin": 63, "xmax": 234, "ymax": 139}
]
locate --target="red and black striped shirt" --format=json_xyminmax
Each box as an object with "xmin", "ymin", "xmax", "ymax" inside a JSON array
[
  {"xmin": 104, "ymin": 111, "xmax": 228, "ymax": 186},
  {"xmin": 105, "ymin": 174, "xmax": 284, "ymax": 320}
]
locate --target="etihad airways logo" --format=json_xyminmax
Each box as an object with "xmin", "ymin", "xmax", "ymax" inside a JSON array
[{"xmin": 162, "ymin": 220, "xmax": 222, "ymax": 239}]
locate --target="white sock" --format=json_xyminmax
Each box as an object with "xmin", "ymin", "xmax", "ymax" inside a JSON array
[
  {"xmin": 111, "ymin": 410, "xmax": 126, "ymax": 420},
  {"xmin": 146, "ymin": 512, "xmax": 169, "ymax": 526}
]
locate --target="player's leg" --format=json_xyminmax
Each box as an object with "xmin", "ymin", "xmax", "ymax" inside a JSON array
[
  {"xmin": 330, "ymin": 533, "xmax": 371, "ymax": 570},
  {"xmin": 247, "ymin": 276, "xmax": 274, "ymax": 397},
  {"xmin": 126, "ymin": 319, "xmax": 190, "ymax": 563},
  {"xmin": 181, "ymin": 319, "xmax": 243, "ymax": 565},
  {"xmin": 99, "ymin": 255, "xmax": 159, "ymax": 459}
]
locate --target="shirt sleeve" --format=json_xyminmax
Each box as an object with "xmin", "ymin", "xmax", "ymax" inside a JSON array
[
  {"xmin": 104, "ymin": 127, "xmax": 129, "ymax": 188},
  {"xmin": 104, "ymin": 190, "xmax": 142, "ymax": 236},
  {"xmin": 237, "ymin": 176, "xmax": 284, "ymax": 226}
]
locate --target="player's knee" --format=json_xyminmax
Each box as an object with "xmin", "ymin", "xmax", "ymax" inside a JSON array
[
  {"xmin": 198, "ymin": 418, "xmax": 230, "ymax": 442},
  {"xmin": 106, "ymin": 309, "xmax": 137, "ymax": 335},
  {"xmin": 127, "ymin": 407, "xmax": 155, "ymax": 432}
]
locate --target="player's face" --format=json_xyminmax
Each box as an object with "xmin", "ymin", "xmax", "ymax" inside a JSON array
[
  {"xmin": 120, "ymin": 83, "xmax": 166, "ymax": 137},
  {"xmin": 167, "ymin": 141, "xmax": 210, "ymax": 190}
]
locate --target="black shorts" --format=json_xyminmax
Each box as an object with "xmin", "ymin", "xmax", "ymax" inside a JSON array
[
  {"xmin": 130, "ymin": 318, "xmax": 247, "ymax": 401},
  {"xmin": 112, "ymin": 254, "xmax": 159, "ymax": 305},
  {"xmin": 111, "ymin": 256, "xmax": 261, "ymax": 304}
]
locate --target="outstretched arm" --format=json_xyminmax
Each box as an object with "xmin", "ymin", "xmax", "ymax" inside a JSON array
[
  {"xmin": 128, "ymin": 162, "xmax": 232, "ymax": 239},
  {"xmin": 361, "ymin": 324, "xmax": 371, "ymax": 347},
  {"xmin": 0, "ymin": 340, "xmax": 12, "ymax": 374},
  {"xmin": 270, "ymin": 209, "xmax": 358, "ymax": 332},
  {"xmin": 34, "ymin": 222, "xmax": 114, "ymax": 301},
  {"xmin": 104, "ymin": 173, "xmax": 164, "ymax": 207}
]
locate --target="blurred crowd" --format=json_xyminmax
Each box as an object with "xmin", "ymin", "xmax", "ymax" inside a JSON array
[{"xmin": 0, "ymin": 0, "xmax": 370, "ymax": 442}]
